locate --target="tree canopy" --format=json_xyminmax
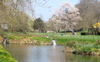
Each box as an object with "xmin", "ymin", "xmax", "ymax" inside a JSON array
[
  {"xmin": 33, "ymin": 18, "xmax": 45, "ymax": 32},
  {"xmin": 76, "ymin": 0, "xmax": 100, "ymax": 29},
  {"xmin": 47, "ymin": 2, "xmax": 82, "ymax": 33}
]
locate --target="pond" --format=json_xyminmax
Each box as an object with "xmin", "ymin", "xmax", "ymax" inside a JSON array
[{"xmin": 1, "ymin": 44, "xmax": 100, "ymax": 62}]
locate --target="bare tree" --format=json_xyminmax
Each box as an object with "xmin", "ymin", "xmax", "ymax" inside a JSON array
[
  {"xmin": 76, "ymin": 0, "xmax": 100, "ymax": 29},
  {"xmin": 0, "ymin": 0, "xmax": 49, "ymax": 32}
]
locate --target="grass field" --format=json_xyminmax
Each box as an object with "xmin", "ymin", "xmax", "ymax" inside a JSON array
[{"xmin": 34, "ymin": 32, "xmax": 100, "ymax": 45}]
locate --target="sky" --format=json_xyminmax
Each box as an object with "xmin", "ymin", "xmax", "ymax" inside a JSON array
[{"xmin": 34, "ymin": 0, "xmax": 79, "ymax": 21}]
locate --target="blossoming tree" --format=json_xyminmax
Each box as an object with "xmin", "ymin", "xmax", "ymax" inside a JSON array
[{"xmin": 52, "ymin": 2, "xmax": 82, "ymax": 34}]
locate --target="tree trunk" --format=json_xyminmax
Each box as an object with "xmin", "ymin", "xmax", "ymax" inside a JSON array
[
  {"xmin": 64, "ymin": 28, "xmax": 66, "ymax": 34},
  {"xmin": 71, "ymin": 30, "xmax": 75, "ymax": 35}
]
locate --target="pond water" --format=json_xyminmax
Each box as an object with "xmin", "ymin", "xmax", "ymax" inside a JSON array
[{"xmin": 1, "ymin": 44, "xmax": 100, "ymax": 62}]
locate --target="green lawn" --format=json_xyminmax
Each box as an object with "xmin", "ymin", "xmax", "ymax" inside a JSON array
[{"xmin": 34, "ymin": 32, "xmax": 100, "ymax": 45}]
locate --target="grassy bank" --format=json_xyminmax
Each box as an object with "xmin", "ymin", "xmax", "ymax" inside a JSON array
[
  {"xmin": 0, "ymin": 45, "xmax": 17, "ymax": 62},
  {"xmin": 1, "ymin": 32, "xmax": 99, "ymax": 45},
  {"xmin": 0, "ymin": 32, "xmax": 52, "ymax": 45},
  {"xmin": 64, "ymin": 41, "xmax": 100, "ymax": 56}
]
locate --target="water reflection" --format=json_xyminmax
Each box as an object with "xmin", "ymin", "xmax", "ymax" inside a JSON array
[
  {"xmin": 2, "ymin": 44, "xmax": 66, "ymax": 62},
  {"xmin": 65, "ymin": 53, "xmax": 100, "ymax": 62},
  {"xmin": 1, "ymin": 44, "xmax": 100, "ymax": 62}
]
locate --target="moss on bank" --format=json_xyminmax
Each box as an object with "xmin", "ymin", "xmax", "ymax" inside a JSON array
[
  {"xmin": 7, "ymin": 36, "xmax": 51, "ymax": 45},
  {"xmin": 0, "ymin": 45, "xmax": 17, "ymax": 62},
  {"xmin": 0, "ymin": 33, "xmax": 52, "ymax": 45},
  {"xmin": 64, "ymin": 41, "xmax": 100, "ymax": 56}
]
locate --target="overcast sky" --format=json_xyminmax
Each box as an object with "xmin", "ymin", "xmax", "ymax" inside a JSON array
[{"xmin": 34, "ymin": 0, "xmax": 79, "ymax": 21}]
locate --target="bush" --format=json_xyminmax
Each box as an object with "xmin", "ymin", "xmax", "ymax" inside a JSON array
[{"xmin": 81, "ymin": 32, "xmax": 87, "ymax": 35}]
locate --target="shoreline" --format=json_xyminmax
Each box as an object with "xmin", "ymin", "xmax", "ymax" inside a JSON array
[
  {"xmin": 0, "ymin": 33, "xmax": 100, "ymax": 56},
  {"xmin": 0, "ymin": 45, "xmax": 18, "ymax": 62},
  {"xmin": 64, "ymin": 41, "xmax": 100, "ymax": 56}
]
